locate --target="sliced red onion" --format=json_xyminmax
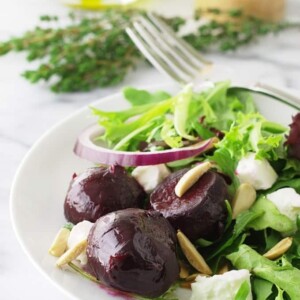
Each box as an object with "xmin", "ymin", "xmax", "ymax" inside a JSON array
[{"xmin": 74, "ymin": 124, "xmax": 219, "ymax": 167}]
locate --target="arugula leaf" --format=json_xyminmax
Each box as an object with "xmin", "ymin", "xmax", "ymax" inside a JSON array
[
  {"xmin": 266, "ymin": 178, "xmax": 300, "ymax": 194},
  {"xmin": 123, "ymin": 87, "xmax": 171, "ymax": 106},
  {"xmin": 206, "ymin": 210, "xmax": 263, "ymax": 260},
  {"xmin": 252, "ymin": 278, "xmax": 274, "ymax": 300},
  {"xmin": 247, "ymin": 196, "xmax": 295, "ymax": 233},
  {"xmin": 283, "ymin": 216, "xmax": 300, "ymax": 269},
  {"xmin": 275, "ymin": 286, "xmax": 285, "ymax": 300},
  {"xmin": 234, "ymin": 280, "xmax": 250, "ymax": 300},
  {"xmin": 209, "ymin": 147, "xmax": 240, "ymax": 193},
  {"xmin": 227, "ymin": 244, "xmax": 300, "ymax": 300},
  {"xmin": 280, "ymin": 159, "xmax": 300, "ymax": 181}
]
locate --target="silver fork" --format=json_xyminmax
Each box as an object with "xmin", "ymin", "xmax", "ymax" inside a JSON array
[{"xmin": 126, "ymin": 13, "xmax": 300, "ymax": 105}]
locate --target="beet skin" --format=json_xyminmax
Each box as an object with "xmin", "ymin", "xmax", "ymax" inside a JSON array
[
  {"xmin": 87, "ymin": 208, "xmax": 179, "ymax": 298},
  {"xmin": 64, "ymin": 165, "xmax": 146, "ymax": 224}
]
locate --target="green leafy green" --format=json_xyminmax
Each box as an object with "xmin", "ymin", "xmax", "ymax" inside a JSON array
[
  {"xmin": 91, "ymin": 103, "xmax": 157, "ymax": 124},
  {"xmin": 247, "ymin": 196, "xmax": 295, "ymax": 233},
  {"xmin": 267, "ymin": 178, "xmax": 300, "ymax": 194},
  {"xmin": 123, "ymin": 87, "xmax": 171, "ymax": 106},
  {"xmin": 283, "ymin": 216, "xmax": 300, "ymax": 269},
  {"xmin": 137, "ymin": 283, "xmax": 179, "ymax": 300},
  {"xmin": 64, "ymin": 222, "xmax": 74, "ymax": 231},
  {"xmin": 92, "ymin": 82, "xmax": 260, "ymax": 152},
  {"xmin": 187, "ymin": 81, "xmax": 250, "ymax": 132},
  {"xmin": 173, "ymin": 84, "xmax": 196, "ymax": 141},
  {"xmin": 280, "ymin": 159, "xmax": 300, "ymax": 181},
  {"xmin": 275, "ymin": 286, "xmax": 285, "ymax": 300},
  {"xmin": 215, "ymin": 113, "xmax": 286, "ymax": 162},
  {"xmin": 161, "ymin": 119, "xmax": 183, "ymax": 148},
  {"xmin": 234, "ymin": 280, "xmax": 250, "ymax": 300},
  {"xmin": 227, "ymin": 245, "xmax": 300, "ymax": 300},
  {"xmin": 205, "ymin": 210, "xmax": 263, "ymax": 261},
  {"xmin": 97, "ymin": 99, "xmax": 172, "ymax": 150},
  {"xmin": 252, "ymin": 278, "xmax": 274, "ymax": 300},
  {"xmin": 209, "ymin": 147, "xmax": 240, "ymax": 193}
]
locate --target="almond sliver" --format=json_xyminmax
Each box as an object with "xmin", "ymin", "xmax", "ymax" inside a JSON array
[
  {"xmin": 49, "ymin": 228, "xmax": 70, "ymax": 257},
  {"xmin": 56, "ymin": 239, "xmax": 87, "ymax": 267},
  {"xmin": 177, "ymin": 230, "xmax": 212, "ymax": 275},
  {"xmin": 175, "ymin": 162, "xmax": 212, "ymax": 197}
]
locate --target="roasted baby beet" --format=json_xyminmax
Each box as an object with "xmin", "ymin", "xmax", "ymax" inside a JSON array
[
  {"xmin": 286, "ymin": 113, "xmax": 300, "ymax": 160},
  {"xmin": 64, "ymin": 165, "xmax": 146, "ymax": 224},
  {"xmin": 150, "ymin": 170, "xmax": 228, "ymax": 241},
  {"xmin": 87, "ymin": 208, "xmax": 179, "ymax": 298}
]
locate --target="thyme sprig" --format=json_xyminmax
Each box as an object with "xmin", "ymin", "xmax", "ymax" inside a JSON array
[{"xmin": 0, "ymin": 9, "xmax": 299, "ymax": 93}]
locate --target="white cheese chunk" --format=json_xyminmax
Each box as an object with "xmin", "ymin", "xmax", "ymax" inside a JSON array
[
  {"xmin": 67, "ymin": 220, "xmax": 93, "ymax": 265},
  {"xmin": 190, "ymin": 270, "xmax": 252, "ymax": 300},
  {"xmin": 267, "ymin": 188, "xmax": 300, "ymax": 223},
  {"xmin": 236, "ymin": 153, "xmax": 277, "ymax": 190},
  {"xmin": 131, "ymin": 164, "xmax": 171, "ymax": 193}
]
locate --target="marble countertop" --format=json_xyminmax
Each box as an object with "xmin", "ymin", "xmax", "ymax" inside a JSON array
[{"xmin": 1, "ymin": 0, "xmax": 299, "ymax": 299}]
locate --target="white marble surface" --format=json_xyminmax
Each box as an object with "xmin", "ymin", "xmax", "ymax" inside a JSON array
[{"xmin": 0, "ymin": 0, "xmax": 299, "ymax": 299}]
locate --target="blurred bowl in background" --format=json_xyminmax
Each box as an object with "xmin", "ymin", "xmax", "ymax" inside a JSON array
[{"xmin": 195, "ymin": 0, "xmax": 286, "ymax": 22}]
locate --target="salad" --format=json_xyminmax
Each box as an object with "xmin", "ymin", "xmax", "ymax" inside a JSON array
[{"xmin": 49, "ymin": 81, "xmax": 300, "ymax": 300}]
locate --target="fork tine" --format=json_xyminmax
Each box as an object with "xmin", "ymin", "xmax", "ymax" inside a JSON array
[
  {"xmin": 136, "ymin": 16, "xmax": 202, "ymax": 77},
  {"xmin": 126, "ymin": 26, "xmax": 188, "ymax": 84},
  {"xmin": 147, "ymin": 12, "xmax": 212, "ymax": 66},
  {"xmin": 132, "ymin": 20, "xmax": 194, "ymax": 82}
]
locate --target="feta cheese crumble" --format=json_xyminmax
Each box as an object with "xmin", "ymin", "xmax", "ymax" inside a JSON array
[
  {"xmin": 236, "ymin": 153, "xmax": 277, "ymax": 190},
  {"xmin": 190, "ymin": 269, "xmax": 252, "ymax": 300},
  {"xmin": 267, "ymin": 188, "xmax": 300, "ymax": 223},
  {"xmin": 132, "ymin": 164, "xmax": 171, "ymax": 193},
  {"xmin": 67, "ymin": 220, "xmax": 93, "ymax": 265}
]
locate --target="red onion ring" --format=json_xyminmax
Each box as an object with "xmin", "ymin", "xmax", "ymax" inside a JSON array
[{"xmin": 74, "ymin": 124, "xmax": 219, "ymax": 166}]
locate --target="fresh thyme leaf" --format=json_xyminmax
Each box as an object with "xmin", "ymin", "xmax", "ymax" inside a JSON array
[{"xmin": 0, "ymin": 9, "xmax": 299, "ymax": 93}]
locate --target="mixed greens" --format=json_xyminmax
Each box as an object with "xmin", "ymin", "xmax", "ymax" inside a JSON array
[{"xmin": 90, "ymin": 82, "xmax": 300, "ymax": 299}]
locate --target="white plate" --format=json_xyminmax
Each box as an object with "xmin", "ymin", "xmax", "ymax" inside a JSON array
[{"xmin": 10, "ymin": 83, "xmax": 299, "ymax": 300}]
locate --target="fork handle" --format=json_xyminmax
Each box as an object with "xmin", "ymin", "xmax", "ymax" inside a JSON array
[{"xmin": 255, "ymin": 82, "xmax": 300, "ymax": 106}]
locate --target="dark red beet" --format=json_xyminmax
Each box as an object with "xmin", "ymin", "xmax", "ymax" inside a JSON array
[
  {"xmin": 87, "ymin": 208, "xmax": 179, "ymax": 298},
  {"xmin": 286, "ymin": 113, "xmax": 300, "ymax": 160},
  {"xmin": 150, "ymin": 170, "xmax": 228, "ymax": 241},
  {"xmin": 64, "ymin": 165, "xmax": 146, "ymax": 224}
]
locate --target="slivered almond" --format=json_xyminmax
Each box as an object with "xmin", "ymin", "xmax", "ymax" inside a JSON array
[
  {"xmin": 185, "ymin": 273, "xmax": 202, "ymax": 282},
  {"xmin": 177, "ymin": 230, "xmax": 212, "ymax": 275},
  {"xmin": 263, "ymin": 237, "xmax": 293, "ymax": 260},
  {"xmin": 232, "ymin": 183, "xmax": 256, "ymax": 219},
  {"xmin": 179, "ymin": 261, "xmax": 190, "ymax": 279},
  {"xmin": 49, "ymin": 228, "xmax": 70, "ymax": 257},
  {"xmin": 56, "ymin": 239, "xmax": 87, "ymax": 267},
  {"xmin": 175, "ymin": 162, "xmax": 213, "ymax": 197}
]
